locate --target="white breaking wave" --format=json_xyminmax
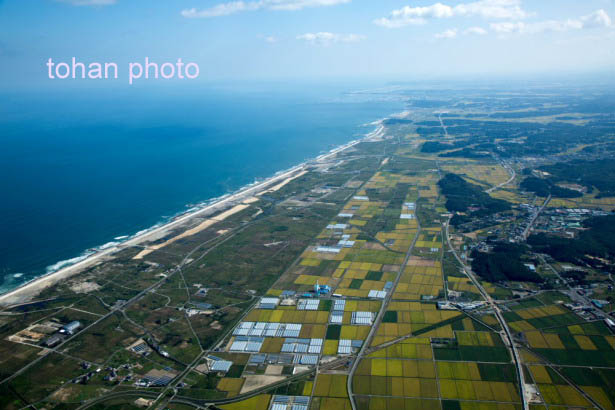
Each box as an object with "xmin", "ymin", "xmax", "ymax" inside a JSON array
[
  {"xmin": 390, "ymin": 110, "xmax": 411, "ymax": 119},
  {"xmin": 45, "ymin": 253, "xmax": 94, "ymax": 274},
  {"xmin": 35, "ymin": 108, "xmax": 401, "ymax": 289},
  {"xmin": 98, "ymin": 241, "xmax": 119, "ymax": 250}
]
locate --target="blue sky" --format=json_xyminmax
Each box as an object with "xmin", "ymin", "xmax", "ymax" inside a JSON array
[{"xmin": 0, "ymin": 0, "xmax": 614, "ymax": 87}]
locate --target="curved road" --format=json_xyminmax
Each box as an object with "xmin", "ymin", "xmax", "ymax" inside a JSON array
[{"xmin": 445, "ymin": 218, "xmax": 529, "ymax": 410}]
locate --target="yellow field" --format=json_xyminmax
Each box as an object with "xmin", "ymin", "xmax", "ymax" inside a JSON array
[
  {"xmin": 537, "ymin": 384, "xmax": 591, "ymax": 407},
  {"xmin": 313, "ymin": 374, "xmax": 348, "ymax": 398},
  {"xmin": 368, "ymin": 337, "xmax": 432, "ymax": 360},
  {"xmin": 508, "ymin": 320, "xmax": 536, "ymax": 332},
  {"xmin": 217, "ymin": 378, "xmax": 244, "ymax": 396},
  {"xmin": 394, "ymin": 263, "xmax": 444, "ymax": 300},
  {"xmin": 456, "ymin": 331, "xmax": 495, "ymax": 347},
  {"xmin": 244, "ymin": 309, "xmax": 329, "ymax": 324},
  {"xmin": 437, "ymin": 362, "xmax": 481, "ymax": 380},
  {"xmin": 447, "ymin": 276, "xmax": 482, "ymax": 294},
  {"xmin": 300, "ymin": 258, "xmax": 321, "ymax": 266},
  {"xmin": 294, "ymin": 274, "xmax": 333, "ymax": 286},
  {"xmin": 580, "ymin": 386, "xmax": 614, "ymax": 410},
  {"xmin": 525, "ymin": 331, "xmax": 565, "ymax": 349},
  {"xmin": 315, "ymin": 397, "xmax": 352, "ymax": 410},
  {"xmin": 371, "ymin": 303, "xmax": 460, "ymax": 345},
  {"xmin": 548, "ymin": 194, "xmax": 615, "ymax": 211},
  {"xmin": 219, "ymin": 394, "xmax": 271, "ymax": 410},
  {"xmin": 517, "ymin": 305, "xmax": 566, "ymax": 320},
  {"xmin": 573, "ymin": 335, "xmax": 597, "ymax": 350},
  {"xmin": 440, "ymin": 164, "xmax": 511, "ymax": 189},
  {"xmin": 529, "ymin": 365, "xmax": 552, "ymax": 384}
]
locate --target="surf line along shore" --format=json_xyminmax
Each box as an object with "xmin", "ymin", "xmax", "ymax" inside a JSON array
[{"xmin": 0, "ymin": 135, "xmax": 369, "ymax": 307}]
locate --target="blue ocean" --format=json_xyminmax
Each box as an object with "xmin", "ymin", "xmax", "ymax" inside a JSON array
[{"xmin": 0, "ymin": 82, "xmax": 403, "ymax": 294}]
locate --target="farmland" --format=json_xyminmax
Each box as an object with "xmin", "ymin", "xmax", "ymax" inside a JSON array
[{"xmin": 2, "ymin": 87, "xmax": 615, "ymax": 410}]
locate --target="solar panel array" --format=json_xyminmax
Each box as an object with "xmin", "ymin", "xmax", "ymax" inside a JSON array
[
  {"xmin": 351, "ymin": 311, "xmax": 374, "ymax": 325},
  {"xmin": 281, "ymin": 338, "xmax": 322, "ymax": 354},
  {"xmin": 210, "ymin": 360, "xmax": 233, "ymax": 372},
  {"xmin": 230, "ymin": 336, "xmax": 265, "ymax": 352},
  {"xmin": 144, "ymin": 375, "xmax": 173, "ymax": 387},
  {"xmin": 132, "ymin": 342, "xmax": 148, "ymax": 354},
  {"xmin": 233, "ymin": 322, "xmax": 302, "ymax": 337},
  {"xmin": 297, "ymin": 299, "xmax": 320, "ymax": 310}
]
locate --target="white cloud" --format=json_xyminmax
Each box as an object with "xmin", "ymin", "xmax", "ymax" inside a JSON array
[
  {"xmin": 375, "ymin": 0, "xmax": 528, "ymax": 28},
  {"xmin": 182, "ymin": 0, "xmax": 350, "ymax": 18},
  {"xmin": 182, "ymin": 1, "xmax": 257, "ymax": 17},
  {"xmin": 581, "ymin": 9, "xmax": 612, "ymax": 29},
  {"xmin": 490, "ymin": 9, "xmax": 612, "ymax": 34},
  {"xmin": 57, "ymin": 0, "xmax": 116, "ymax": 5},
  {"xmin": 464, "ymin": 26, "xmax": 488, "ymax": 35},
  {"xmin": 264, "ymin": 35, "xmax": 278, "ymax": 43},
  {"xmin": 435, "ymin": 28, "xmax": 458, "ymax": 39},
  {"xmin": 296, "ymin": 32, "xmax": 365, "ymax": 45},
  {"xmin": 268, "ymin": 0, "xmax": 351, "ymax": 11},
  {"xmin": 434, "ymin": 26, "xmax": 487, "ymax": 39}
]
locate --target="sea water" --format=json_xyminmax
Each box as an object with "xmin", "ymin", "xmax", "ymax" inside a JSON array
[{"xmin": 0, "ymin": 81, "xmax": 403, "ymax": 294}]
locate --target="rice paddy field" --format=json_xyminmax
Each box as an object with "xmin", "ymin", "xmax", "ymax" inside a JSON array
[
  {"xmin": 353, "ymin": 319, "xmax": 522, "ymax": 410},
  {"xmin": 310, "ymin": 374, "xmax": 353, "ymax": 410},
  {"xmin": 393, "ymin": 258, "xmax": 445, "ymax": 300},
  {"xmin": 547, "ymin": 193, "xmax": 615, "ymax": 211},
  {"xmin": 489, "ymin": 188, "xmax": 529, "ymax": 204},
  {"xmin": 212, "ymin": 168, "xmax": 430, "ymax": 400},
  {"xmin": 496, "ymin": 293, "xmax": 615, "ymax": 409},
  {"xmin": 440, "ymin": 163, "xmax": 512, "ymax": 191},
  {"xmin": 372, "ymin": 302, "xmax": 461, "ymax": 345},
  {"xmin": 208, "ymin": 146, "xmax": 614, "ymax": 410}
]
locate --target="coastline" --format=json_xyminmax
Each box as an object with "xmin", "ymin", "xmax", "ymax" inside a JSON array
[{"xmin": 0, "ymin": 121, "xmax": 389, "ymax": 307}]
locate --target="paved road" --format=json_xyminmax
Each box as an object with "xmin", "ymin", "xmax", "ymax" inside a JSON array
[
  {"xmin": 445, "ymin": 218, "xmax": 529, "ymax": 410},
  {"xmin": 438, "ymin": 112, "xmax": 449, "ymax": 137},
  {"xmin": 347, "ymin": 203, "xmax": 422, "ymax": 410},
  {"xmin": 485, "ymin": 161, "xmax": 516, "ymax": 194},
  {"xmin": 522, "ymin": 195, "xmax": 551, "ymax": 240}
]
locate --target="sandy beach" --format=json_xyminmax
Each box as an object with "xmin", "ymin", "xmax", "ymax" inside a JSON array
[
  {"xmin": 0, "ymin": 132, "xmax": 371, "ymax": 307},
  {"xmin": 132, "ymin": 203, "xmax": 249, "ymax": 259}
]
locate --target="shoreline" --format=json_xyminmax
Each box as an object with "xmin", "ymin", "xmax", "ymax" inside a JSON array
[{"xmin": 0, "ymin": 122, "xmax": 388, "ymax": 307}]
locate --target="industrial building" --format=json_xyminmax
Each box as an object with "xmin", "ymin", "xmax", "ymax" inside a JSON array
[{"xmin": 60, "ymin": 321, "xmax": 82, "ymax": 335}]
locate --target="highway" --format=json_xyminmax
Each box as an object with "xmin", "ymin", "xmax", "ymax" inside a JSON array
[{"xmin": 485, "ymin": 160, "xmax": 516, "ymax": 194}]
